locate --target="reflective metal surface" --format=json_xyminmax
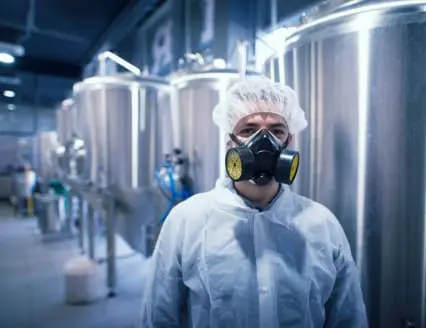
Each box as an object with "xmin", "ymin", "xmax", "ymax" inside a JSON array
[
  {"xmin": 56, "ymin": 99, "xmax": 74, "ymax": 147},
  {"xmin": 265, "ymin": 2, "xmax": 426, "ymax": 327},
  {"xmin": 55, "ymin": 98, "xmax": 78, "ymax": 178},
  {"xmin": 37, "ymin": 131, "xmax": 58, "ymax": 181},
  {"xmin": 72, "ymin": 74, "xmax": 172, "ymax": 252},
  {"xmin": 171, "ymin": 69, "xmax": 258, "ymax": 193}
]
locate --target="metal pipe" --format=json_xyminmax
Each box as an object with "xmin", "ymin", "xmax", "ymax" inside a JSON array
[
  {"xmin": 66, "ymin": 192, "xmax": 73, "ymax": 237},
  {"xmin": 97, "ymin": 51, "xmax": 141, "ymax": 76},
  {"xmin": 237, "ymin": 40, "xmax": 249, "ymax": 78},
  {"xmin": 78, "ymin": 196, "xmax": 85, "ymax": 253},
  {"xmin": 88, "ymin": 205, "xmax": 95, "ymax": 260},
  {"xmin": 184, "ymin": 0, "xmax": 191, "ymax": 53},
  {"xmin": 105, "ymin": 196, "xmax": 117, "ymax": 297},
  {"xmin": 270, "ymin": 0, "xmax": 277, "ymax": 27}
]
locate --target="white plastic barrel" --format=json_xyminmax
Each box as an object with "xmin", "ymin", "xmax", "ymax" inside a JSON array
[{"xmin": 64, "ymin": 256, "xmax": 104, "ymax": 304}]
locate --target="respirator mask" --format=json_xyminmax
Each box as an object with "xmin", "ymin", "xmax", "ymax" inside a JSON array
[{"xmin": 225, "ymin": 128, "xmax": 300, "ymax": 186}]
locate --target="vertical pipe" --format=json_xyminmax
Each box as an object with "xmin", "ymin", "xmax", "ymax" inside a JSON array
[
  {"xmin": 131, "ymin": 86, "xmax": 140, "ymax": 189},
  {"xmin": 270, "ymin": 0, "xmax": 277, "ymax": 28},
  {"xmin": 237, "ymin": 41, "xmax": 248, "ymax": 78},
  {"xmin": 98, "ymin": 54, "xmax": 107, "ymax": 76},
  {"xmin": 66, "ymin": 192, "xmax": 73, "ymax": 237},
  {"xmin": 105, "ymin": 195, "xmax": 117, "ymax": 297},
  {"xmin": 184, "ymin": 0, "xmax": 191, "ymax": 53},
  {"xmin": 78, "ymin": 196, "xmax": 85, "ymax": 253},
  {"xmin": 88, "ymin": 205, "xmax": 95, "ymax": 260}
]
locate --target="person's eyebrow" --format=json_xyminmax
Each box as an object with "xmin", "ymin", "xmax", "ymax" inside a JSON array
[
  {"xmin": 240, "ymin": 123, "xmax": 259, "ymax": 129},
  {"xmin": 268, "ymin": 123, "xmax": 288, "ymax": 129}
]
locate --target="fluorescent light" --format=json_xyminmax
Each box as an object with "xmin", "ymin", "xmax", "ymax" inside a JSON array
[
  {"xmin": 0, "ymin": 53, "xmax": 14, "ymax": 64},
  {"xmin": 7, "ymin": 104, "xmax": 15, "ymax": 111},
  {"xmin": 0, "ymin": 41, "xmax": 24, "ymax": 57},
  {"xmin": 3, "ymin": 90, "xmax": 15, "ymax": 98}
]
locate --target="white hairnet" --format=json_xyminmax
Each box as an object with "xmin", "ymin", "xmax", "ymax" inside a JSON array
[{"xmin": 212, "ymin": 76, "xmax": 308, "ymax": 135}]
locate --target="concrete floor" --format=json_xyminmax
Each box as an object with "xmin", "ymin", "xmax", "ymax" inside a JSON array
[{"xmin": 0, "ymin": 205, "xmax": 149, "ymax": 328}]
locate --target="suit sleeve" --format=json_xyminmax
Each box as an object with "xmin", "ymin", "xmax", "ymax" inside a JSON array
[
  {"xmin": 139, "ymin": 207, "xmax": 187, "ymax": 328},
  {"xmin": 324, "ymin": 224, "xmax": 369, "ymax": 328}
]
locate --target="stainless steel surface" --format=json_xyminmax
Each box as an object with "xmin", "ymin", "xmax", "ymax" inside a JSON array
[
  {"xmin": 264, "ymin": 2, "xmax": 426, "ymax": 327},
  {"xmin": 170, "ymin": 69, "xmax": 258, "ymax": 193},
  {"xmin": 35, "ymin": 194, "xmax": 61, "ymax": 234},
  {"xmin": 65, "ymin": 192, "xmax": 73, "ymax": 237},
  {"xmin": 37, "ymin": 131, "xmax": 59, "ymax": 181},
  {"xmin": 55, "ymin": 98, "xmax": 86, "ymax": 179},
  {"xmin": 72, "ymin": 74, "xmax": 173, "ymax": 252},
  {"xmin": 56, "ymin": 99, "xmax": 74, "ymax": 147}
]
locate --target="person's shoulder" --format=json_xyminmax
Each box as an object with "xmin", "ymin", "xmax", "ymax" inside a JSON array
[
  {"xmin": 290, "ymin": 192, "xmax": 343, "ymax": 237},
  {"xmin": 166, "ymin": 188, "xmax": 218, "ymax": 224}
]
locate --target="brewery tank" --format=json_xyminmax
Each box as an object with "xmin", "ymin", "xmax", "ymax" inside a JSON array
[
  {"xmin": 170, "ymin": 69, "xmax": 258, "ymax": 193},
  {"xmin": 264, "ymin": 1, "xmax": 426, "ymax": 327},
  {"xmin": 36, "ymin": 131, "xmax": 58, "ymax": 182},
  {"xmin": 72, "ymin": 74, "xmax": 172, "ymax": 252}
]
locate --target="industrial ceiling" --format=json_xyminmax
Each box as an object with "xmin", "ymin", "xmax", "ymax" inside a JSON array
[{"xmin": 0, "ymin": 0, "xmax": 163, "ymax": 109}]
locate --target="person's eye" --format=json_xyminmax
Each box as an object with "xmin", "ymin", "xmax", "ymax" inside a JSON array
[
  {"xmin": 272, "ymin": 129, "xmax": 286, "ymax": 137},
  {"xmin": 239, "ymin": 128, "xmax": 256, "ymax": 136}
]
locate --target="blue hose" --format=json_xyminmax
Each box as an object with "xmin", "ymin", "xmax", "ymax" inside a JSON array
[{"xmin": 155, "ymin": 163, "xmax": 192, "ymax": 224}]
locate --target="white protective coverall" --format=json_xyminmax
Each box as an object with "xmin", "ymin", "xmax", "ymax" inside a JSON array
[{"xmin": 140, "ymin": 178, "xmax": 368, "ymax": 327}]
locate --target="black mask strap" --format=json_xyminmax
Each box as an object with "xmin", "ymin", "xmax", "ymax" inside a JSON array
[
  {"xmin": 282, "ymin": 138, "xmax": 290, "ymax": 149},
  {"xmin": 229, "ymin": 133, "xmax": 244, "ymax": 146}
]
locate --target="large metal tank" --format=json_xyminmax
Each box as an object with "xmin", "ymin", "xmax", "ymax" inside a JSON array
[
  {"xmin": 72, "ymin": 74, "xmax": 172, "ymax": 252},
  {"xmin": 264, "ymin": 2, "xmax": 426, "ymax": 327},
  {"xmin": 170, "ymin": 69, "xmax": 258, "ymax": 193}
]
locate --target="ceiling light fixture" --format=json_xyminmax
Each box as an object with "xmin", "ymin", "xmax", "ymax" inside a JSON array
[
  {"xmin": 7, "ymin": 104, "xmax": 15, "ymax": 111},
  {"xmin": 3, "ymin": 90, "xmax": 15, "ymax": 98},
  {"xmin": 0, "ymin": 52, "xmax": 15, "ymax": 64}
]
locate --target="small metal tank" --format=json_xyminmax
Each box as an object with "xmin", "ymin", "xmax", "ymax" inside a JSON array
[{"xmin": 72, "ymin": 74, "xmax": 172, "ymax": 252}]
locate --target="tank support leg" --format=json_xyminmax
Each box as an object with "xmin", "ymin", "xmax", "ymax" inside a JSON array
[
  {"xmin": 78, "ymin": 196, "xmax": 85, "ymax": 254},
  {"xmin": 105, "ymin": 197, "xmax": 117, "ymax": 297},
  {"xmin": 66, "ymin": 193, "xmax": 73, "ymax": 238},
  {"xmin": 88, "ymin": 205, "xmax": 95, "ymax": 260}
]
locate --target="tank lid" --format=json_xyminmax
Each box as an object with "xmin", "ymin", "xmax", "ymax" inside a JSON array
[
  {"xmin": 285, "ymin": 0, "xmax": 426, "ymax": 43},
  {"xmin": 73, "ymin": 73, "xmax": 170, "ymax": 93},
  {"xmin": 170, "ymin": 69, "xmax": 260, "ymax": 85}
]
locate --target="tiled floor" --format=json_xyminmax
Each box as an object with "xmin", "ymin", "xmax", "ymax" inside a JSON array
[{"xmin": 0, "ymin": 205, "xmax": 150, "ymax": 328}]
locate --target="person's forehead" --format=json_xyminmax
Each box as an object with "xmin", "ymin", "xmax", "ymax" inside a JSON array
[{"xmin": 234, "ymin": 112, "xmax": 288, "ymax": 130}]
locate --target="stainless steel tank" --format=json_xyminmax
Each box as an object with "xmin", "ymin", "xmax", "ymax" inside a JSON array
[
  {"xmin": 264, "ymin": 2, "xmax": 426, "ymax": 327},
  {"xmin": 170, "ymin": 69, "xmax": 258, "ymax": 193},
  {"xmin": 72, "ymin": 74, "xmax": 172, "ymax": 252}
]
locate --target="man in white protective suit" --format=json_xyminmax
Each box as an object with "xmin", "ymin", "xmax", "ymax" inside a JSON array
[{"xmin": 139, "ymin": 75, "xmax": 368, "ymax": 328}]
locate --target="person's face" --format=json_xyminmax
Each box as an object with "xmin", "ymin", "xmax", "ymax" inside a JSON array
[{"xmin": 230, "ymin": 112, "xmax": 291, "ymax": 146}]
